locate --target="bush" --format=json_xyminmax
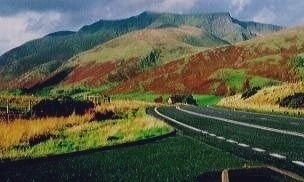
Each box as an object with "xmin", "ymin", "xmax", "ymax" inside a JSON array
[
  {"xmin": 154, "ymin": 96, "xmax": 163, "ymax": 103},
  {"xmin": 32, "ymin": 96, "xmax": 94, "ymax": 117},
  {"xmin": 138, "ymin": 49, "xmax": 160, "ymax": 70},
  {"xmin": 92, "ymin": 111, "xmax": 120, "ymax": 121},
  {"xmin": 169, "ymin": 95, "xmax": 197, "ymax": 105},
  {"xmin": 291, "ymin": 55, "xmax": 304, "ymax": 80},
  {"xmin": 279, "ymin": 93, "xmax": 304, "ymax": 108},
  {"xmin": 241, "ymin": 87, "xmax": 261, "ymax": 99}
]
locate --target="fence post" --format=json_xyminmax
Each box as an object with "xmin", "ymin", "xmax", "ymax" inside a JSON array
[
  {"xmin": 28, "ymin": 99, "xmax": 33, "ymax": 118},
  {"xmin": 28, "ymin": 100, "xmax": 31, "ymax": 112},
  {"xmin": 6, "ymin": 99, "xmax": 9, "ymax": 122}
]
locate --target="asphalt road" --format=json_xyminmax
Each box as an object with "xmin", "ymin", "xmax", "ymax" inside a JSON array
[
  {"xmin": 1, "ymin": 105, "xmax": 304, "ymax": 180},
  {"xmin": 154, "ymin": 105, "xmax": 304, "ymax": 176}
]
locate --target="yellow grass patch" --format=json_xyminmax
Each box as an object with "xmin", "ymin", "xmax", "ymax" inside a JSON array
[
  {"xmin": 0, "ymin": 114, "xmax": 91, "ymax": 150},
  {"xmin": 0, "ymin": 99, "xmax": 172, "ymax": 160},
  {"xmin": 218, "ymin": 82, "xmax": 304, "ymax": 115},
  {"xmin": 95, "ymin": 100, "xmax": 156, "ymax": 113}
]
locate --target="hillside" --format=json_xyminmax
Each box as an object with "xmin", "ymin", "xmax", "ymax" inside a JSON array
[
  {"xmin": 24, "ymin": 26, "xmax": 304, "ymax": 97},
  {"xmin": 0, "ymin": 11, "xmax": 281, "ymax": 90},
  {"xmin": 107, "ymin": 27, "xmax": 304, "ymax": 95},
  {"xmin": 21, "ymin": 26, "xmax": 304, "ymax": 96},
  {"xmin": 67, "ymin": 26, "xmax": 218, "ymax": 66},
  {"xmin": 218, "ymin": 82, "xmax": 304, "ymax": 116},
  {"xmin": 16, "ymin": 26, "xmax": 229, "ymax": 91}
]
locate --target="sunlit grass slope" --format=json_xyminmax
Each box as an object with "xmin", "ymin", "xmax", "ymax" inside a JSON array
[
  {"xmin": 67, "ymin": 26, "xmax": 227, "ymax": 66},
  {"xmin": 218, "ymin": 82, "xmax": 304, "ymax": 115},
  {"xmin": 0, "ymin": 100, "xmax": 172, "ymax": 160}
]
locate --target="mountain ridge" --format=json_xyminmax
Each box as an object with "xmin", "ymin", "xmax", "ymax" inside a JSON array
[{"xmin": 0, "ymin": 11, "xmax": 283, "ymax": 91}]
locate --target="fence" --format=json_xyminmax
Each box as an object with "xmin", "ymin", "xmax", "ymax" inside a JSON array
[
  {"xmin": 0, "ymin": 97, "xmax": 38, "ymax": 122},
  {"xmin": 0, "ymin": 95, "xmax": 111, "ymax": 122},
  {"xmin": 83, "ymin": 95, "xmax": 111, "ymax": 105}
]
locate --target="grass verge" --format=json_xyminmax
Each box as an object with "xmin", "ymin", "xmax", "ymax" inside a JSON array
[
  {"xmin": 0, "ymin": 100, "xmax": 172, "ymax": 160},
  {"xmin": 218, "ymin": 82, "xmax": 304, "ymax": 116}
]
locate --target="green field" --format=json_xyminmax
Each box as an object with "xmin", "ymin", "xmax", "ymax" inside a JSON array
[
  {"xmin": 113, "ymin": 92, "xmax": 168, "ymax": 102},
  {"xmin": 210, "ymin": 68, "xmax": 280, "ymax": 93},
  {"xmin": 113, "ymin": 93, "xmax": 223, "ymax": 106},
  {"xmin": 194, "ymin": 95, "xmax": 222, "ymax": 106}
]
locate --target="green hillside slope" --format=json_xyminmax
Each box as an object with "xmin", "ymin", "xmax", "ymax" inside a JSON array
[{"xmin": 0, "ymin": 11, "xmax": 282, "ymax": 90}]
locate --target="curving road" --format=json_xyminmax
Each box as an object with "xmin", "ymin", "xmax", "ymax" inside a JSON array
[{"xmin": 153, "ymin": 105, "xmax": 304, "ymax": 175}]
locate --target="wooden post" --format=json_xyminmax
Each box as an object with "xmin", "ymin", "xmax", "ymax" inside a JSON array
[
  {"xmin": 221, "ymin": 169, "xmax": 229, "ymax": 182},
  {"xmin": 29, "ymin": 100, "xmax": 33, "ymax": 118},
  {"xmin": 28, "ymin": 100, "xmax": 31, "ymax": 112},
  {"xmin": 6, "ymin": 99, "xmax": 9, "ymax": 122}
]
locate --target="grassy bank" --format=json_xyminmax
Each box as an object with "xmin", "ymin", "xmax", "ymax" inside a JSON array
[
  {"xmin": 218, "ymin": 82, "xmax": 304, "ymax": 116},
  {"xmin": 0, "ymin": 100, "xmax": 172, "ymax": 160}
]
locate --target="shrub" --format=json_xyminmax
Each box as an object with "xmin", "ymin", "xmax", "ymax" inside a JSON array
[
  {"xmin": 154, "ymin": 96, "xmax": 163, "ymax": 103},
  {"xmin": 291, "ymin": 55, "xmax": 304, "ymax": 80},
  {"xmin": 92, "ymin": 111, "xmax": 120, "ymax": 121},
  {"xmin": 32, "ymin": 96, "xmax": 94, "ymax": 117},
  {"xmin": 241, "ymin": 87, "xmax": 261, "ymax": 99},
  {"xmin": 279, "ymin": 93, "xmax": 304, "ymax": 108},
  {"xmin": 138, "ymin": 49, "xmax": 160, "ymax": 70},
  {"xmin": 169, "ymin": 95, "xmax": 197, "ymax": 105}
]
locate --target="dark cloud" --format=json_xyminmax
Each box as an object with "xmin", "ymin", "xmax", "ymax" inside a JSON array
[
  {"xmin": 1, "ymin": 0, "xmax": 304, "ymax": 54},
  {"xmin": 1, "ymin": 0, "xmax": 304, "ymax": 27}
]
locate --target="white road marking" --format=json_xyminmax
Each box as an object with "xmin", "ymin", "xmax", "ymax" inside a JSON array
[
  {"xmin": 290, "ymin": 122, "xmax": 300, "ymax": 126},
  {"xmin": 292, "ymin": 161, "xmax": 304, "ymax": 167},
  {"xmin": 206, "ymin": 105, "xmax": 303, "ymax": 121},
  {"xmin": 154, "ymin": 107, "xmax": 202, "ymax": 133},
  {"xmin": 252, "ymin": 148, "xmax": 266, "ymax": 153},
  {"xmin": 154, "ymin": 107, "xmax": 304, "ymax": 168},
  {"xmin": 269, "ymin": 153, "xmax": 287, "ymax": 159},
  {"xmin": 216, "ymin": 136, "xmax": 225, "ymax": 140},
  {"xmin": 177, "ymin": 107, "xmax": 304, "ymax": 138},
  {"xmin": 201, "ymin": 131, "xmax": 209, "ymax": 134},
  {"xmin": 209, "ymin": 133, "xmax": 216, "ymax": 137},
  {"xmin": 238, "ymin": 143, "xmax": 250, "ymax": 148},
  {"xmin": 226, "ymin": 139, "xmax": 238, "ymax": 144}
]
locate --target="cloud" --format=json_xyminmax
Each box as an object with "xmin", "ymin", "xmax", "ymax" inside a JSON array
[
  {"xmin": 0, "ymin": 11, "xmax": 62, "ymax": 55},
  {"xmin": 230, "ymin": 0, "xmax": 251, "ymax": 14},
  {"xmin": 253, "ymin": 7, "xmax": 276, "ymax": 24},
  {"xmin": 154, "ymin": 0, "xmax": 199, "ymax": 13},
  {"xmin": 1, "ymin": 0, "xmax": 304, "ymax": 55}
]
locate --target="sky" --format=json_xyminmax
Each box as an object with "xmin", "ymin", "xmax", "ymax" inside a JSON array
[{"xmin": 0, "ymin": 0, "xmax": 304, "ymax": 55}]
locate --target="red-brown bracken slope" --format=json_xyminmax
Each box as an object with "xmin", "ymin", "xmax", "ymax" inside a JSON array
[
  {"xmin": 107, "ymin": 28, "xmax": 304, "ymax": 94},
  {"xmin": 27, "ymin": 27, "xmax": 304, "ymax": 95}
]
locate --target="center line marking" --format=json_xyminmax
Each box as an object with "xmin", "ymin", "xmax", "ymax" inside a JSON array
[
  {"xmin": 269, "ymin": 153, "xmax": 286, "ymax": 159},
  {"xmin": 177, "ymin": 107, "xmax": 304, "ymax": 138},
  {"xmin": 216, "ymin": 136, "xmax": 225, "ymax": 140},
  {"xmin": 226, "ymin": 139, "xmax": 238, "ymax": 144},
  {"xmin": 154, "ymin": 108, "xmax": 304, "ymax": 169},
  {"xmin": 252, "ymin": 148, "xmax": 266, "ymax": 153},
  {"xmin": 201, "ymin": 131, "xmax": 208, "ymax": 134},
  {"xmin": 209, "ymin": 133, "xmax": 216, "ymax": 137},
  {"xmin": 292, "ymin": 161, "xmax": 304, "ymax": 167},
  {"xmin": 238, "ymin": 143, "xmax": 250, "ymax": 148}
]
